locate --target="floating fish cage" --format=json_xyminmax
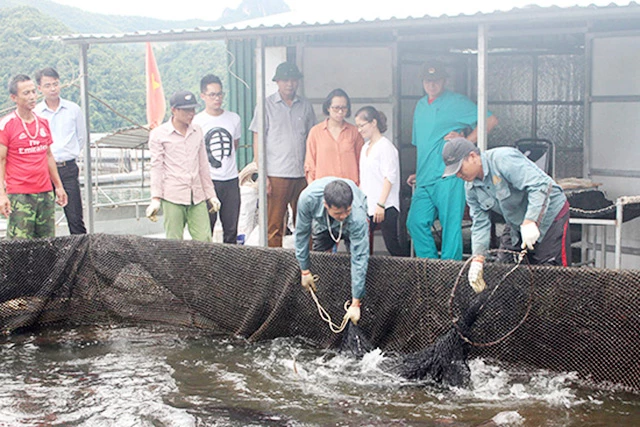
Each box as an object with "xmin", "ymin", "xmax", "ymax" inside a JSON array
[{"xmin": 0, "ymin": 234, "xmax": 638, "ymax": 393}]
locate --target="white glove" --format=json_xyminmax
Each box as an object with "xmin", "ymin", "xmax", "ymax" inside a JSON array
[
  {"xmin": 520, "ymin": 222, "xmax": 540, "ymax": 251},
  {"xmin": 145, "ymin": 199, "xmax": 161, "ymax": 222},
  {"xmin": 208, "ymin": 197, "xmax": 221, "ymax": 213},
  {"xmin": 344, "ymin": 304, "xmax": 361, "ymax": 325},
  {"xmin": 301, "ymin": 272, "xmax": 317, "ymax": 292},
  {"xmin": 468, "ymin": 258, "xmax": 486, "ymax": 294}
]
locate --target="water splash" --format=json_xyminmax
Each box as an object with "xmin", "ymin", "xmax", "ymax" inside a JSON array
[{"xmin": 0, "ymin": 326, "xmax": 635, "ymax": 426}]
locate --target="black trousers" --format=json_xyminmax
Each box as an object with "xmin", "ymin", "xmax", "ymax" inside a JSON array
[
  {"xmin": 208, "ymin": 178, "xmax": 241, "ymax": 244},
  {"xmin": 369, "ymin": 207, "xmax": 410, "ymax": 256},
  {"xmin": 58, "ymin": 160, "xmax": 86, "ymax": 235},
  {"xmin": 497, "ymin": 202, "xmax": 571, "ymax": 266},
  {"xmin": 312, "ymin": 227, "xmax": 351, "ymax": 252}
]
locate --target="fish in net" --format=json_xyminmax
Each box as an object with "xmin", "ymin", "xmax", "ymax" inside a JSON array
[
  {"xmin": 333, "ymin": 291, "xmax": 476, "ymax": 388},
  {"xmin": 339, "ymin": 322, "xmax": 374, "ymax": 358},
  {"xmin": 380, "ymin": 290, "xmax": 492, "ymax": 387},
  {"xmin": 355, "ymin": 251, "xmax": 533, "ymax": 388}
]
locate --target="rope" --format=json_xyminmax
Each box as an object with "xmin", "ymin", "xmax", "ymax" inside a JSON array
[
  {"xmin": 69, "ymin": 82, "xmax": 148, "ymax": 129},
  {"xmin": 449, "ymin": 249, "xmax": 534, "ymax": 347},
  {"xmin": 225, "ymin": 43, "xmax": 251, "ymax": 91},
  {"xmin": 475, "ymin": 250, "xmax": 526, "ymax": 317},
  {"xmin": 568, "ymin": 191, "xmax": 640, "ymax": 215},
  {"xmin": 306, "ymin": 275, "xmax": 350, "ymax": 334},
  {"xmin": 619, "ymin": 195, "xmax": 640, "ymax": 204},
  {"xmin": 570, "ymin": 205, "xmax": 618, "ymax": 215},
  {"xmin": 0, "ymin": 76, "xmax": 147, "ymax": 131}
]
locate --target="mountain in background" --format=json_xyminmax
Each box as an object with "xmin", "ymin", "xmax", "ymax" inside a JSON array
[
  {"xmin": 0, "ymin": 0, "xmax": 290, "ymax": 132},
  {"xmin": 219, "ymin": 0, "xmax": 289, "ymax": 25},
  {"xmin": 0, "ymin": 0, "xmax": 290, "ymax": 33}
]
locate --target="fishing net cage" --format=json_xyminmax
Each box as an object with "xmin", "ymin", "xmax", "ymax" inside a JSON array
[{"xmin": 0, "ymin": 234, "xmax": 639, "ymax": 392}]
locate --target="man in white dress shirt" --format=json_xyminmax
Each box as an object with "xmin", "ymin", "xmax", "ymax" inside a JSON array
[{"xmin": 34, "ymin": 67, "xmax": 86, "ymax": 234}]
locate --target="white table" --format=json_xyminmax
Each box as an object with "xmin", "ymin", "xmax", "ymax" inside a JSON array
[{"xmin": 570, "ymin": 196, "xmax": 640, "ymax": 269}]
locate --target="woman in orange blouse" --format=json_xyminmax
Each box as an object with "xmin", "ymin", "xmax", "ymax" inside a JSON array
[{"xmin": 304, "ymin": 88, "xmax": 364, "ymax": 185}]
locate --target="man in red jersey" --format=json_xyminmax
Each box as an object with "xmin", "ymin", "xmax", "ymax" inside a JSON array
[{"xmin": 0, "ymin": 74, "xmax": 67, "ymax": 239}]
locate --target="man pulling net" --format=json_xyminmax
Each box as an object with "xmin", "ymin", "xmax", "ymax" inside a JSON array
[
  {"xmin": 294, "ymin": 177, "xmax": 368, "ymax": 330},
  {"xmin": 385, "ymin": 137, "xmax": 566, "ymax": 386},
  {"xmin": 441, "ymin": 137, "xmax": 571, "ymax": 280}
]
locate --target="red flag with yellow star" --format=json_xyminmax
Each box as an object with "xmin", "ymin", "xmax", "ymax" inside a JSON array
[{"xmin": 145, "ymin": 42, "xmax": 165, "ymax": 129}]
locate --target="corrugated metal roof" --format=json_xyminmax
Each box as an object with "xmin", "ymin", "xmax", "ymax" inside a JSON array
[
  {"xmin": 57, "ymin": 1, "xmax": 640, "ymax": 44},
  {"xmin": 221, "ymin": 1, "xmax": 626, "ymax": 29},
  {"xmin": 94, "ymin": 126, "xmax": 150, "ymax": 149}
]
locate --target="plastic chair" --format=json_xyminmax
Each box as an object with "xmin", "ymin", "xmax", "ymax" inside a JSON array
[
  {"xmin": 488, "ymin": 139, "xmax": 555, "ymax": 249},
  {"xmin": 515, "ymin": 138, "xmax": 555, "ymax": 178}
]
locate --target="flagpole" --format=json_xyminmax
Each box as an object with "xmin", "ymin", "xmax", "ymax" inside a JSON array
[{"xmin": 146, "ymin": 42, "xmax": 166, "ymax": 129}]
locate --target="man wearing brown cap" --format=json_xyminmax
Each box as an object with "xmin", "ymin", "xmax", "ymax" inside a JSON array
[
  {"xmin": 146, "ymin": 90, "xmax": 221, "ymax": 241},
  {"xmin": 441, "ymin": 137, "xmax": 570, "ymax": 293},
  {"xmin": 406, "ymin": 61, "xmax": 498, "ymax": 260},
  {"xmin": 249, "ymin": 61, "xmax": 317, "ymax": 247}
]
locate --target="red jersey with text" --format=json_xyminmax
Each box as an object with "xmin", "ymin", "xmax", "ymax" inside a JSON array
[{"xmin": 0, "ymin": 112, "xmax": 53, "ymax": 194}]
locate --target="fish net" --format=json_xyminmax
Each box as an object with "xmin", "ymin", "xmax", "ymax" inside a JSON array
[
  {"xmin": 449, "ymin": 249, "xmax": 534, "ymax": 348},
  {"xmin": 0, "ymin": 234, "xmax": 639, "ymax": 392},
  {"xmin": 382, "ymin": 249, "xmax": 532, "ymax": 388}
]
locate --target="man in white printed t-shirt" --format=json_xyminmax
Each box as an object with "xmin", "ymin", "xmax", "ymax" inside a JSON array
[{"xmin": 193, "ymin": 74, "xmax": 242, "ymax": 244}]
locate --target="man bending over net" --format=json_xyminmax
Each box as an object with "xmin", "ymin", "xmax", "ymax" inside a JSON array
[
  {"xmin": 294, "ymin": 177, "xmax": 369, "ymax": 325},
  {"xmin": 442, "ymin": 137, "xmax": 570, "ymax": 293}
]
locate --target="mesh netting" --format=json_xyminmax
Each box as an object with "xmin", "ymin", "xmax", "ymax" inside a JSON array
[
  {"xmin": 1, "ymin": 234, "xmax": 639, "ymax": 392},
  {"xmin": 450, "ymin": 250, "xmax": 534, "ymax": 347}
]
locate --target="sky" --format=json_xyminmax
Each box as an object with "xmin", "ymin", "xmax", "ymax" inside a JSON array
[
  {"xmin": 49, "ymin": 0, "xmax": 629, "ymax": 22},
  {"xmin": 51, "ymin": 0, "xmax": 244, "ymax": 21}
]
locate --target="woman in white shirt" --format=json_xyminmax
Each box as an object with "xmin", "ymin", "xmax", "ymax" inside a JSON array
[{"xmin": 355, "ymin": 106, "xmax": 408, "ymax": 256}]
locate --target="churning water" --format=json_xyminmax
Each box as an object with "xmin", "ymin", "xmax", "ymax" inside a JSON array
[{"xmin": 0, "ymin": 325, "xmax": 638, "ymax": 426}]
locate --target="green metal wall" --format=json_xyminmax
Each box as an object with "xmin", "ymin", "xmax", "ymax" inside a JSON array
[{"xmin": 228, "ymin": 39, "xmax": 257, "ymax": 170}]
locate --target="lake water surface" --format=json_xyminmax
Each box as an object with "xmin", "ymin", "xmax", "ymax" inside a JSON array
[{"xmin": 0, "ymin": 325, "xmax": 638, "ymax": 426}]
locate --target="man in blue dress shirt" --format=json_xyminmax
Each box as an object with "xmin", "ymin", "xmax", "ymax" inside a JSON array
[{"xmin": 294, "ymin": 177, "xmax": 369, "ymax": 324}]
